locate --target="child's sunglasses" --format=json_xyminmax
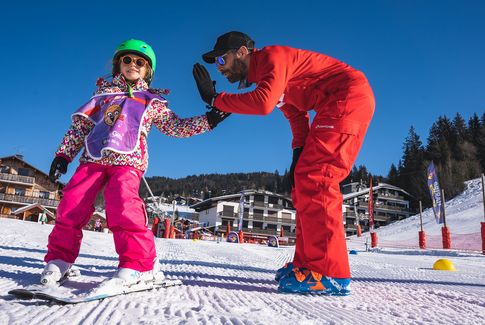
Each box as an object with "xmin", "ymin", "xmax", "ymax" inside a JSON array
[{"xmin": 120, "ymin": 55, "xmax": 148, "ymax": 68}]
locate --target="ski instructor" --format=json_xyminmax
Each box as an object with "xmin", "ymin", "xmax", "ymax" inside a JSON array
[{"xmin": 193, "ymin": 31, "xmax": 375, "ymax": 295}]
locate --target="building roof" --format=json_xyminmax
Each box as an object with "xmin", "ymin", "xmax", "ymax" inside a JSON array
[
  {"xmin": 0, "ymin": 155, "xmax": 50, "ymax": 179},
  {"xmin": 343, "ymin": 182, "xmax": 413, "ymax": 201},
  {"xmin": 92, "ymin": 211, "xmax": 107, "ymax": 220},
  {"xmin": 190, "ymin": 189, "xmax": 291, "ymax": 210},
  {"xmin": 12, "ymin": 203, "xmax": 55, "ymax": 218}
]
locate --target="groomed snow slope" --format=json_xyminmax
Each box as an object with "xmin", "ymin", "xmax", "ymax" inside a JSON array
[{"xmin": 0, "ymin": 178, "xmax": 484, "ymax": 324}]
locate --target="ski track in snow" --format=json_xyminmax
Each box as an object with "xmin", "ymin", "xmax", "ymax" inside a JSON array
[
  {"xmin": 1, "ymin": 176, "xmax": 485, "ymax": 324},
  {"xmin": 0, "ymin": 219, "xmax": 483, "ymax": 324}
]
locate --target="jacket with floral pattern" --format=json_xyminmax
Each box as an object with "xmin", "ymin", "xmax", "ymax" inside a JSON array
[{"xmin": 55, "ymin": 74, "xmax": 211, "ymax": 171}]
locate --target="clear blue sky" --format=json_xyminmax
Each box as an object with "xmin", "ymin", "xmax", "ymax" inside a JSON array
[{"xmin": 2, "ymin": 1, "xmax": 484, "ymax": 181}]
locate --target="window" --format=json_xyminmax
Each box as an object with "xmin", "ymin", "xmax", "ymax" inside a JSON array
[
  {"xmin": 17, "ymin": 168, "xmax": 30, "ymax": 176},
  {"xmin": 222, "ymin": 219, "xmax": 233, "ymax": 226},
  {"xmin": 266, "ymin": 224, "xmax": 277, "ymax": 230},
  {"xmin": 15, "ymin": 188, "xmax": 25, "ymax": 196},
  {"xmin": 0, "ymin": 166, "xmax": 9, "ymax": 173},
  {"xmin": 39, "ymin": 191, "xmax": 50, "ymax": 199},
  {"xmin": 281, "ymin": 212, "xmax": 292, "ymax": 220},
  {"xmin": 268, "ymin": 196, "xmax": 279, "ymax": 205},
  {"xmin": 252, "ymin": 221, "xmax": 263, "ymax": 229},
  {"xmin": 222, "ymin": 205, "xmax": 234, "ymax": 215}
]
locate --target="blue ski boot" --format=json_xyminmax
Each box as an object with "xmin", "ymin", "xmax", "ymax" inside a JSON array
[
  {"xmin": 275, "ymin": 262, "xmax": 294, "ymax": 281},
  {"xmin": 278, "ymin": 268, "xmax": 350, "ymax": 295}
]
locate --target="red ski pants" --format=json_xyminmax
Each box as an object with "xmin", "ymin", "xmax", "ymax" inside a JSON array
[
  {"xmin": 44, "ymin": 163, "xmax": 156, "ymax": 272},
  {"xmin": 292, "ymin": 80, "xmax": 375, "ymax": 278}
]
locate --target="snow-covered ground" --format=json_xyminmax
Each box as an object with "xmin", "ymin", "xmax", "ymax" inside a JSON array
[{"xmin": 0, "ymin": 180, "xmax": 484, "ymax": 324}]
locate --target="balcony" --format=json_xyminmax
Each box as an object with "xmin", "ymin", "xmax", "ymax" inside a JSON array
[
  {"xmin": 373, "ymin": 215, "xmax": 390, "ymax": 222},
  {"xmin": 378, "ymin": 193, "xmax": 405, "ymax": 200},
  {"xmin": 355, "ymin": 201, "xmax": 409, "ymax": 212},
  {"xmin": 264, "ymin": 216, "xmax": 279, "ymax": 223},
  {"xmin": 252, "ymin": 201, "xmax": 267, "ymax": 208},
  {"xmin": 375, "ymin": 204, "xmax": 409, "ymax": 212},
  {"xmin": 241, "ymin": 227, "xmax": 295, "ymax": 236},
  {"xmin": 0, "ymin": 173, "xmax": 35, "ymax": 185},
  {"xmin": 267, "ymin": 203, "xmax": 287, "ymax": 210},
  {"xmin": 0, "ymin": 193, "xmax": 60, "ymax": 207}
]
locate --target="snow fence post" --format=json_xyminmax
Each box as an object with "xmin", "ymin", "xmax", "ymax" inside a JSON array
[
  {"xmin": 441, "ymin": 227, "xmax": 451, "ymax": 249},
  {"xmin": 164, "ymin": 218, "xmax": 171, "ymax": 238},
  {"xmin": 238, "ymin": 230, "xmax": 244, "ymax": 244},
  {"xmin": 481, "ymin": 174, "xmax": 485, "ymax": 255},
  {"xmin": 419, "ymin": 200, "xmax": 426, "ymax": 249},
  {"xmin": 481, "ymin": 223, "xmax": 485, "ymax": 255},
  {"xmin": 441, "ymin": 189, "xmax": 451, "ymax": 249},
  {"xmin": 419, "ymin": 231, "xmax": 426, "ymax": 249},
  {"xmin": 371, "ymin": 232, "xmax": 378, "ymax": 248}
]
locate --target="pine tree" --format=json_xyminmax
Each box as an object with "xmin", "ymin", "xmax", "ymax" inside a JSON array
[
  {"xmin": 451, "ymin": 113, "xmax": 468, "ymax": 161},
  {"xmin": 468, "ymin": 113, "xmax": 481, "ymax": 142},
  {"xmin": 451, "ymin": 113, "xmax": 481, "ymax": 181},
  {"xmin": 425, "ymin": 115, "xmax": 466, "ymax": 200},
  {"xmin": 400, "ymin": 126, "xmax": 427, "ymax": 208},
  {"xmin": 387, "ymin": 163, "xmax": 399, "ymax": 186},
  {"xmin": 426, "ymin": 116, "xmax": 453, "ymax": 166},
  {"xmin": 354, "ymin": 165, "xmax": 369, "ymax": 185}
]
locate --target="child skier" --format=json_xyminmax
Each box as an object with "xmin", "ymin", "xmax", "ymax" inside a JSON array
[{"xmin": 42, "ymin": 39, "xmax": 228, "ymax": 291}]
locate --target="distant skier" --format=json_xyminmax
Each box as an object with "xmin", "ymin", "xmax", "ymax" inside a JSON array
[
  {"xmin": 193, "ymin": 31, "xmax": 375, "ymax": 295},
  {"xmin": 43, "ymin": 39, "xmax": 229, "ymax": 289},
  {"xmin": 93, "ymin": 218, "xmax": 101, "ymax": 232}
]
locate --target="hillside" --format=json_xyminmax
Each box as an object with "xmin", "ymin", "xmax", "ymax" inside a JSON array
[{"xmin": 141, "ymin": 171, "xmax": 292, "ymax": 199}]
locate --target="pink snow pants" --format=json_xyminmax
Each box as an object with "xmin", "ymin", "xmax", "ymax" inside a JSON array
[{"xmin": 44, "ymin": 163, "xmax": 156, "ymax": 272}]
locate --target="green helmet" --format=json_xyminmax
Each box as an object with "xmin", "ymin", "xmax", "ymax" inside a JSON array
[{"xmin": 114, "ymin": 39, "xmax": 157, "ymax": 73}]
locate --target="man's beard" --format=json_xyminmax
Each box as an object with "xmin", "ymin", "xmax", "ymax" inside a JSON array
[{"xmin": 225, "ymin": 58, "xmax": 247, "ymax": 83}]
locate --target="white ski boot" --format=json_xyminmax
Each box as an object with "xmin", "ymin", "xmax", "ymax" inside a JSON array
[
  {"xmin": 40, "ymin": 259, "xmax": 73, "ymax": 286},
  {"xmin": 152, "ymin": 258, "xmax": 165, "ymax": 283},
  {"xmin": 93, "ymin": 258, "xmax": 165, "ymax": 296}
]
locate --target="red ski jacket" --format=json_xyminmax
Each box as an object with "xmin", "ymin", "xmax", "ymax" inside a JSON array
[{"xmin": 213, "ymin": 46, "xmax": 371, "ymax": 148}]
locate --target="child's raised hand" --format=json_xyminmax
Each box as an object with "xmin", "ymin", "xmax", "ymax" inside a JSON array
[{"xmin": 206, "ymin": 107, "xmax": 231, "ymax": 130}]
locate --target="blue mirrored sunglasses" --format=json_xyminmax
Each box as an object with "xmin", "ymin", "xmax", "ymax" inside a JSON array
[{"xmin": 215, "ymin": 53, "xmax": 229, "ymax": 66}]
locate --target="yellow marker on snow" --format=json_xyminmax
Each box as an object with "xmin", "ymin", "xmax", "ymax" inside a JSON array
[{"xmin": 433, "ymin": 259, "xmax": 456, "ymax": 271}]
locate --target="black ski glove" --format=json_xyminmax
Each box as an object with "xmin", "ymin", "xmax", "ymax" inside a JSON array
[
  {"xmin": 49, "ymin": 156, "xmax": 69, "ymax": 182},
  {"xmin": 206, "ymin": 107, "xmax": 231, "ymax": 129},
  {"xmin": 193, "ymin": 63, "xmax": 217, "ymax": 105},
  {"xmin": 289, "ymin": 147, "xmax": 303, "ymax": 188}
]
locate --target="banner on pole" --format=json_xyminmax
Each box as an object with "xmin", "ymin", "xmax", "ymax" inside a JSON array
[
  {"xmin": 238, "ymin": 191, "xmax": 245, "ymax": 231},
  {"xmin": 368, "ymin": 176, "xmax": 374, "ymax": 230},
  {"xmin": 427, "ymin": 162, "xmax": 445, "ymax": 224}
]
